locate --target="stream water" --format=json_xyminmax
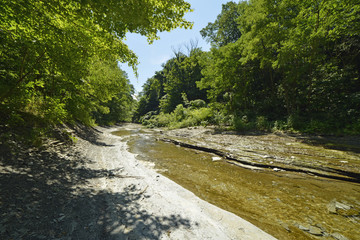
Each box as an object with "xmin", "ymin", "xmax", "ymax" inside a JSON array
[{"xmin": 113, "ymin": 128, "xmax": 360, "ymax": 240}]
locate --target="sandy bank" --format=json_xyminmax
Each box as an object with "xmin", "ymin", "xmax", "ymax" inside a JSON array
[{"xmin": 0, "ymin": 124, "xmax": 275, "ymax": 239}]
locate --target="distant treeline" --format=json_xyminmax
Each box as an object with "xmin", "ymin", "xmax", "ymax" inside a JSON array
[{"xmin": 133, "ymin": 0, "xmax": 360, "ymax": 134}]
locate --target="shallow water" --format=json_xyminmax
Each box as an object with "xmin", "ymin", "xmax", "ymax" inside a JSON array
[{"xmin": 113, "ymin": 129, "xmax": 360, "ymax": 240}]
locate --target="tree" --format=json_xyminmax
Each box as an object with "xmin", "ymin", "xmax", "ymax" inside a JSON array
[
  {"xmin": 0, "ymin": 0, "xmax": 193, "ymax": 127},
  {"xmin": 200, "ymin": 1, "xmax": 244, "ymax": 47},
  {"xmin": 160, "ymin": 46, "xmax": 207, "ymax": 113},
  {"xmin": 199, "ymin": 0, "xmax": 360, "ymax": 133}
]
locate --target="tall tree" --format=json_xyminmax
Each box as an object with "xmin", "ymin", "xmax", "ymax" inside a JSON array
[
  {"xmin": 0, "ymin": 0, "xmax": 192, "ymax": 126},
  {"xmin": 200, "ymin": 0, "xmax": 360, "ymax": 132},
  {"xmin": 200, "ymin": 1, "xmax": 244, "ymax": 47},
  {"xmin": 160, "ymin": 47, "xmax": 207, "ymax": 113}
]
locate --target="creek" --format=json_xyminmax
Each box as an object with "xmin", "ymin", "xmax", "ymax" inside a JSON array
[{"xmin": 113, "ymin": 127, "xmax": 360, "ymax": 240}]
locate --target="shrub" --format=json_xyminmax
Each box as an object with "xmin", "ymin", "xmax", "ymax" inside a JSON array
[
  {"xmin": 233, "ymin": 115, "xmax": 254, "ymax": 132},
  {"xmin": 173, "ymin": 104, "xmax": 186, "ymax": 122},
  {"xmin": 189, "ymin": 99, "xmax": 207, "ymax": 109},
  {"xmin": 256, "ymin": 116, "xmax": 270, "ymax": 131},
  {"xmin": 188, "ymin": 108, "xmax": 213, "ymax": 124}
]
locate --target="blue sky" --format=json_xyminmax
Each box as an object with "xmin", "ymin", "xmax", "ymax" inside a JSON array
[{"xmin": 120, "ymin": 0, "xmax": 231, "ymax": 93}]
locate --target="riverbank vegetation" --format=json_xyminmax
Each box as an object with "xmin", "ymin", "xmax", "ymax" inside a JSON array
[
  {"xmin": 134, "ymin": 0, "xmax": 360, "ymax": 135},
  {"xmin": 0, "ymin": 0, "xmax": 192, "ymax": 144}
]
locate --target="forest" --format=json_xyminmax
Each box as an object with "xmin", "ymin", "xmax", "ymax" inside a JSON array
[
  {"xmin": 1, "ymin": 0, "xmax": 360, "ymax": 143},
  {"xmin": 0, "ymin": 0, "xmax": 191, "ymax": 142},
  {"xmin": 134, "ymin": 0, "xmax": 360, "ymax": 135}
]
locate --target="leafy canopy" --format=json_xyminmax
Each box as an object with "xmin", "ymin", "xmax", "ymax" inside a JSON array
[{"xmin": 0, "ymin": 0, "xmax": 193, "ymax": 128}]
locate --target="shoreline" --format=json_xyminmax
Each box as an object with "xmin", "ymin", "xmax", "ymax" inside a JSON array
[{"xmin": 0, "ymin": 124, "xmax": 276, "ymax": 239}]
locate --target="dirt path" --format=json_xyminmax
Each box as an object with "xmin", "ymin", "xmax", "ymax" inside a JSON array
[{"xmin": 0, "ymin": 125, "xmax": 275, "ymax": 239}]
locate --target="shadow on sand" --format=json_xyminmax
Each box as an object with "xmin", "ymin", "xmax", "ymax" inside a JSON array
[{"xmin": 0, "ymin": 135, "xmax": 193, "ymax": 239}]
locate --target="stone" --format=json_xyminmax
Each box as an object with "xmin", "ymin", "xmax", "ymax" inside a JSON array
[
  {"xmin": 327, "ymin": 202, "xmax": 337, "ymax": 214},
  {"xmin": 327, "ymin": 200, "xmax": 351, "ymax": 214},
  {"xmin": 212, "ymin": 157, "xmax": 222, "ymax": 162},
  {"xmin": 332, "ymin": 232, "xmax": 349, "ymax": 240},
  {"xmin": 309, "ymin": 226, "xmax": 323, "ymax": 236},
  {"xmin": 335, "ymin": 202, "xmax": 351, "ymax": 210},
  {"xmin": 298, "ymin": 224, "xmax": 309, "ymax": 231},
  {"xmin": 279, "ymin": 222, "xmax": 290, "ymax": 232}
]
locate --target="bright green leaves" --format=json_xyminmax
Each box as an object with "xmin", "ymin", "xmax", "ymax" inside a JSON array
[
  {"xmin": 1, "ymin": 0, "xmax": 192, "ymax": 127},
  {"xmin": 77, "ymin": 0, "xmax": 193, "ymax": 43},
  {"xmin": 133, "ymin": 46, "xmax": 207, "ymax": 122},
  {"xmin": 201, "ymin": 1, "xmax": 244, "ymax": 47},
  {"xmin": 160, "ymin": 47, "xmax": 206, "ymax": 113}
]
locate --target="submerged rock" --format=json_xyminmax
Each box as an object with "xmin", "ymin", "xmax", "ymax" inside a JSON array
[
  {"xmin": 297, "ymin": 223, "xmax": 310, "ymax": 231},
  {"xmin": 332, "ymin": 232, "xmax": 349, "ymax": 240},
  {"xmin": 327, "ymin": 201, "xmax": 337, "ymax": 214},
  {"xmin": 308, "ymin": 226, "xmax": 323, "ymax": 236},
  {"xmin": 335, "ymin": 202, "xmax": 351, "ymax": 210},
  {"xmin": 328, "ymin": 199, "xmax": 357, "ymax": 216}
]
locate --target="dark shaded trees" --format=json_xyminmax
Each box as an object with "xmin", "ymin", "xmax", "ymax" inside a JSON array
[{"xmin": 200, "ymin": 0, "xmax": 360, "ymax": 133}]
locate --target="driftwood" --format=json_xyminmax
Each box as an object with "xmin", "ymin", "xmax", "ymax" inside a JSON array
[{"xmin": 159, "ymin": 137, "xmax": 360, "ymax": 184}]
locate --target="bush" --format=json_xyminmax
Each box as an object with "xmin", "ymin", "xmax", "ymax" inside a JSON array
[
  {"xmin": 272, "ymin": 120, "xmax": 288, "ymax": 132},
  {"xmin": 189, "ymin": 99, "xmax": 207, "ymax": 109},
  {"xmin": 173, "ymin": 104, "xmax": 186, "ymax": 122},
  {"xmin": 304, "ymin": 120, "xmax": 332, "ymax": 134},
  {"xmin": 233, "ymin": 115, "xmax": 254, "ymax": 132},
  {"xmin": 256, "ymin": 116, "xmax": 270, "ymax": 131},
  {"xmin": 142, "ymin": 106, "xmax": 214, "ymax": 129},
  {"xmin": 344, "ymin": 119, "xmax": 360, "ymax": 135},
  {"xmin": 188, "ymin": 108, "xmax": 212, "ymax": 124}
]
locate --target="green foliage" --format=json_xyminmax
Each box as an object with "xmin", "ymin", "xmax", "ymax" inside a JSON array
[
  {"xmin": 200, "ymin": 1, "xmax": 244, "ymax": 47},
  {"xmin": 133, "ymin": 44, "xmax": 208, "ymax": 122},
  {"xmin": 132, "ymin": 0, "xmax": 360, "ymax": 135},
  {"xmin": 189, "ymin": 99, "xmax": 207, "ymax": 109},
  {"xmin": 1, "ymin": 0, "xmax": 193, "ymax": 138},
  {"xmin": 199, "ymin": 0, "xmax": 360, "ymax": 134},
  {"xmin": 160, "ymin": 47, "xmax": 207, "ymax": 113},
  {"xmin": 142, "ymin": 106, "xmax": 213, "ymax": 129}
]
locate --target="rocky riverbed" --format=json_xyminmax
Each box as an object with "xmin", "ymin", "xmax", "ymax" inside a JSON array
[
  {"xmin": 152, "ymin": 126, "xmax": 360, "ymax": 240},
  {"xmin": 0, "ymin": 124, "xmax": 275, "ymax": 240}
]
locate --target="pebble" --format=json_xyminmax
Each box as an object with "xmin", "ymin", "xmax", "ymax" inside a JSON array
[
  {"xmin": 309, "ymin": 226, "xmax": 323, "ymax": 236},
  {"xmin": 212, "ymin": 157, "xmax": 222, "ymax": 162}
]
